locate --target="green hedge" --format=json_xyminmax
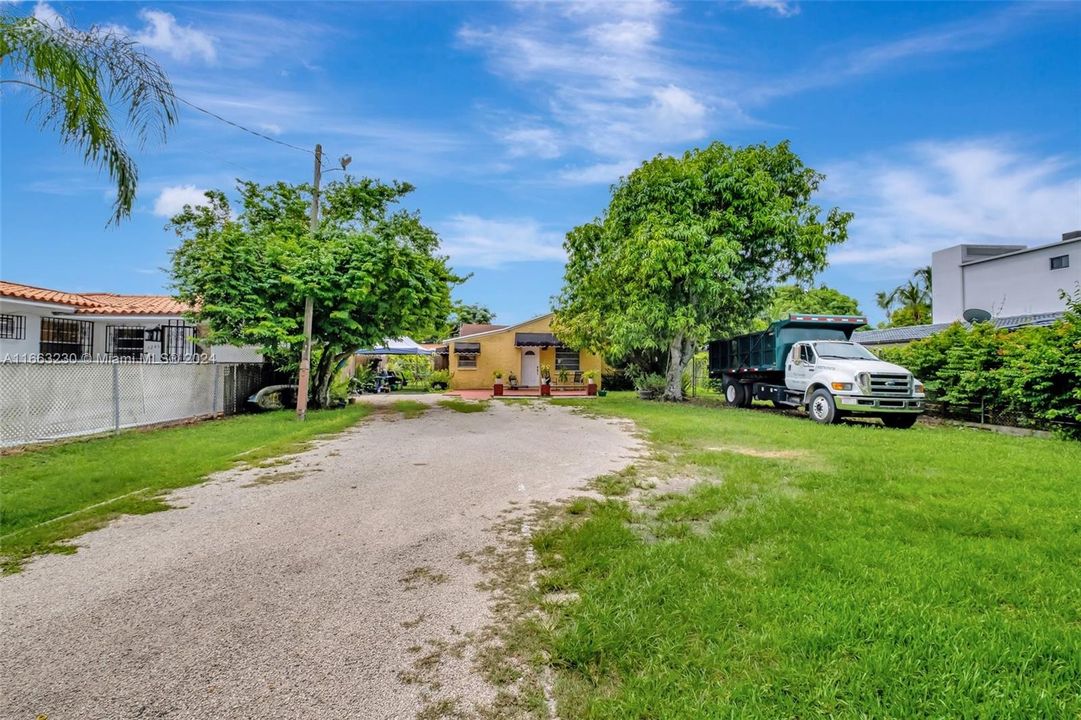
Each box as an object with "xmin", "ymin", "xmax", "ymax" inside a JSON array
[{"xmin": 876, "ymin": 290, "xmax": 1081, "ymax": 438}]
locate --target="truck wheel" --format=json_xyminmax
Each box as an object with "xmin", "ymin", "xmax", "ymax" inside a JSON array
[
  {"xmin": 882, "ymin": 414, "xmax": 918, "ymax": 429},
  {"xmin": 807, "ymin": 389, "xmax": 839, "ymax": 424},
  {"xmin": 724, "ymin": 382, "xmax": 744, "ymax": 407}
]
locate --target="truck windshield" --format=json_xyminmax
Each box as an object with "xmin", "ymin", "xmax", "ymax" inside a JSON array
[{"xmin": 814, "ymin": 342, "xmax": 878, "ymax": 360}]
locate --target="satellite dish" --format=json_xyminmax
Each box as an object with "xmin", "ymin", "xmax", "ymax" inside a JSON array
[{"xmin": 963, "ymin": 308, "xmax": 992, "ymax": 323}]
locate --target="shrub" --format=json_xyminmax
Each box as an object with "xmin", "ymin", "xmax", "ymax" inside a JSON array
[
  {"xmin": 428, "ymin": 369, "xmax": 451, "ymax": 390},
  {"xmin": 877, "ymin": 289, "xmax": 1080, "ymax": 438},
  {"xmin": 634, "ymin": 372, "xmax": 667, "ymax": 398}
]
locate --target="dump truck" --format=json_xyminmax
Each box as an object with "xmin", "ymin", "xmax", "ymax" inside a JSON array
[{"xmin": 707, "ymin": 314, "xmax": 925, "ymax": 427}]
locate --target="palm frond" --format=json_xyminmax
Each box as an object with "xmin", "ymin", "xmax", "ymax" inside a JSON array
[{"xmin": 0, "ymin": 13, "xmax": 177, "ymax": 223}]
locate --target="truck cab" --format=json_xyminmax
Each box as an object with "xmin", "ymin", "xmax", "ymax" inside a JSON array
[
  {"xmin": 785, "ymin": 340, "xmax": 925, "ymax": 426},
  {"xmin": 708, "ymin": 315, "xmax": 925, "ymax": 428}
]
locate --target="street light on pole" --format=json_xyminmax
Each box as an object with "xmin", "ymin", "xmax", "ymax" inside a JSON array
[{"xmin": 296, "ymin": 146, "xmax": 352, "ymax": 420}]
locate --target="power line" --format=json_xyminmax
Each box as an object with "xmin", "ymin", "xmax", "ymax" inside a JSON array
[{"xmin": 172, "ymin": 94, "xmax": 315, "ymax": 156}]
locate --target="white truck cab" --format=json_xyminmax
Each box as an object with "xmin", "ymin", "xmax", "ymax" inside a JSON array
[{"xmin": 786, "ymin": 340, "xmax": 925, "ymax": 426}]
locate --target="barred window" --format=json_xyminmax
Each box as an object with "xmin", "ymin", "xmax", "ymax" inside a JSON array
[
  {"xmin": 39, "ymin": 317, "xmax": 93, "ymax": 359},
  {"xmin": 457, "ymin": 354, "xmax": 477, "ymax": 369},
  {"xmin": 0, "ymin": 314, "xmax": 26, "ymax": 340},
  {"xmin": 106, "ymin": 326, "xmax": 146, "ymax": 359},
  {"xmin": 555, "ymin": 347, "xmax": 580, "ymax": 371}
]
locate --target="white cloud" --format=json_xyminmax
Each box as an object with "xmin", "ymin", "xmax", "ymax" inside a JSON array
[
  {"xmin": 557, "ymin": 159, "xmax": 638, "ymax": 185},
  {"xmin": 825, "ymin": 140, "xmax": 1081, "ymax": 267},
  {"xmin": 438, "ymin": 215, "xmax": 566, "ymax": 268},
  {"xmin": 153, "ymin": 185, "xmax": 211, "ymax": 218},
  {"xmin": 127, "ymin": 9, "xmax": 217, "ymax": 63},
  {"xmin": 744, "ymin": 0, "xmax": 800, "ymax": 18},
  {"xmin": 459, "ymin": 1, "xmax": 722, "ymax": 170},
  {"xmin": 502, "ymin": 126, "xmax": 563, "ymax": 159},
  {"xmin": 32, "ymin": 1, "xmax": 64, "ymax": 28}
]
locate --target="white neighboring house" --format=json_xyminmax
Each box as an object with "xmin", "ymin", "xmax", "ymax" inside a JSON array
[
  {"xmin": 931, "ymin": 231, "xmax": 1080, "ymax": 323},
  {"xmin": 0, "ymin": 280, "xmax": 261, "ymax": 362}
]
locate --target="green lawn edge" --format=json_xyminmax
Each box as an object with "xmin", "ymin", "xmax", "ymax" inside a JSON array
[{"xmin": 0, "ymin": 404, "xmax": 372, "ymax": 573}]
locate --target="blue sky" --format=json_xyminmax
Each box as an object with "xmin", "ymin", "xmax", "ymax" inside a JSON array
[{"xmin": 2, "ymin": 0, "xmax": 1079, "ymax": 325}]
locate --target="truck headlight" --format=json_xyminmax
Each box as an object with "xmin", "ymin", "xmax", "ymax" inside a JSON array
[
  {"xmin": 831, "ymin": 382, "xmax": 852, "ymax": 391},
  {"xmin": 855, "ymin": 372, "xmax": 870, "ymax": 393},
  {"xmin": 914, "ymin": 381, "xmax": 925, "ymax": 395}
]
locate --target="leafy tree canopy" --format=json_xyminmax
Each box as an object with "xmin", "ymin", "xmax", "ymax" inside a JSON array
[
  {"xmin": 762, "ymin": 284, "xmax": 862, "ymax": 325},
  {"xmin": 169, "ymin": 177, "xmax": 460, "ymax": 407},
  {"xmin": 1, "ymin": 12, "xmax": 177, "ymax": 223},
  {"xmin": 554, "ymin": 140, "xmax": 852, "ymax": 400},
  {"xmin": 451, "ymin": 302, "xmax": 495, "ymax": 328}
]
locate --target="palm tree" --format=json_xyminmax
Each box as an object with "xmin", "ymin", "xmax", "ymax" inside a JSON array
[
  {"xmin": 876, "ymin": 267, "xmax": 933, "ymax": 326},
  {"xmin": 1, "ymin": 12, "xmax": 177, "ymax": 223}
]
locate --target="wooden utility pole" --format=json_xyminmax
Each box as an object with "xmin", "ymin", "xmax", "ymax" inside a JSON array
[{"xmin": 296, "ymin": 143, "xmax": 322, "ymax": 420}]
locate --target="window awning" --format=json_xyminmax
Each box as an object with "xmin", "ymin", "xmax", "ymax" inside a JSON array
[
  {"xmin": 515, "ymin": 332, "xmax": 564, "ymax": 347},
  {"xmin": 454, "ymin": 342, "xmax": 481, "ymax": 354}
]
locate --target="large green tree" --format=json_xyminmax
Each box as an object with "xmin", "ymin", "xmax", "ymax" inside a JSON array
[
  {"xmin": 169, "ymin": 177, "xmax": 459, "ymax": 407},
  {"xmin": 555, "ymin": 141, "xmax": 851, "ymax": 400},
  {"xmin": 1, "ymin": 12, "xmax": 177, "ymax": 223},
  {"xmin": 764, "ymin": 284, "xmax": 862, "ymax": 324}
]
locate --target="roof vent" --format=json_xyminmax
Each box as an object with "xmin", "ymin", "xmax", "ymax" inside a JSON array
[{"xmin": 1063, "ymin": 230, "xmax": 1081, "ymax": 242}]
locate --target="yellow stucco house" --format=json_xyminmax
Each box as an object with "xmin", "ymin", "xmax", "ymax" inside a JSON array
[{"xmin": 444, "ymin": 313, "xmax": 603, "ymax": 391}]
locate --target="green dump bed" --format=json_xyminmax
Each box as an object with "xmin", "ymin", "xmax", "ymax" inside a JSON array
[{"xmin": 708, "ymin": 314, "xmax": 867, "ymax": 377}]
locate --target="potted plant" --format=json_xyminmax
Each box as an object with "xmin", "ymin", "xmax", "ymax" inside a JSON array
[
  {"xmin": 557, "ymin": 368, "xmax": 570, "ymax": 386},
  {"xmin": 583, "ymin": 370, "xmax": 598, "ymax": 396},
  {"xmin": 492, "ymin": 370, "xmax": 504, "ymax": 396},
  {"xmin": 508, "ymin": 372, "xmax": 518, "ymax": 390},
  {"xmin": 540, "ymin": 363, "xmax": 552, "ymax": 396}
]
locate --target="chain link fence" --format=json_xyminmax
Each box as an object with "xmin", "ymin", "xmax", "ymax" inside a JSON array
[{"xmin": 0, "ymin": 361, "xmax": 270, "ymax": 448}]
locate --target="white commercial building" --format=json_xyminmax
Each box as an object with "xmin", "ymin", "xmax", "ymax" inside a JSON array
[{"xmin": 931, "ymin": 231, "xmax": 1080, "ymax": 323}]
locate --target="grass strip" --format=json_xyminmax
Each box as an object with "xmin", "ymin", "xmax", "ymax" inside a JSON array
[
  {"xmin": 438, "ymin": 398, "xmax": 490, "ymax": 413},
  {"xmin": 0, "ymin": 404, "xmax": 371, "ymax": 572}
]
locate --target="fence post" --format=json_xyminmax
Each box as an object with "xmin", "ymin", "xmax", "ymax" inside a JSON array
[
  {"xmin": 112, "ymin": 362, "xmax": 120, "ymax": 434},
  {"xmin": 213, "ymin": 364, "xmax": 221, "ymax": 417}
]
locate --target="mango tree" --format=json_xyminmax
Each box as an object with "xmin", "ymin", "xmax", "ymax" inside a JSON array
[{"xmin": 554, "ymin": 141, "xmax": 851, "ymax": 401}]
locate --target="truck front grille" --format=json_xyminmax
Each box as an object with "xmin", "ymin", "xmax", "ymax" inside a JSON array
[{"xmin": 869, "ymin": 373, "xmax": 911, "ymax": 396}]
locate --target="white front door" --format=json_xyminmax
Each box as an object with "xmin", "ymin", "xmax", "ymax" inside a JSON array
[{"xmin": 521, "ymin": 349, "xmax": 539, "ymax": 386}]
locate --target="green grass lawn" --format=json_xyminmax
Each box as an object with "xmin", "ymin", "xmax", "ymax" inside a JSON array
[
  {"xmin": 0, "ymin": 405, "xmax": 371, "ymax": 572},
  {"xmin": 536, "ymin": 394, "xmax": 1081, "ymax": 718}
]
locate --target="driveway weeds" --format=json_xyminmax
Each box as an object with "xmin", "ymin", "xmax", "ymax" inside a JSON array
[{"xmin": 0, "ymin": 395, "xmax": 640, "ymax": 719}]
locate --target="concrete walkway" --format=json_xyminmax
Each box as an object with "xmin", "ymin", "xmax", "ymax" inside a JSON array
[{"xmin": 0, "ymin": 397, "xmax": 639, "ymax": 719}]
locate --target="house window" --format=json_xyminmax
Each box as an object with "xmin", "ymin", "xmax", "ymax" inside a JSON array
[
  {"xmin": 39, "ymin": 317, "xmax": 93, "ymax": 359},
  {"xmin": 161, "ymin": 321, "xmax": 197, "ymax": 361},
  {"xmin": 106, "ymin": 326, "xmax": 146, "ymax": 359},
  {"xmin": 555, "ymin": 347, "xmax": 580, "ymax": 371},
  {"xmin": 1050, "ymin": 254, "xmax": 1069, "ymax": 270},
  {"xmin": 0, "ymin": 313, "xmax": 26, "ymax": 340},
  {"xmin": 457, "ymin": 354, "xmax": 477, "ymax": 369}
]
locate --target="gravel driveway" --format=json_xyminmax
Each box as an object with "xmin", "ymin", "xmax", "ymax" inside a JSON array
[{"xmin": 0, "ymin": 397, "xmax": 639, "ymax": 720}]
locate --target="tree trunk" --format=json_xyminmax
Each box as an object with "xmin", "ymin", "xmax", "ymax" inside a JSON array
[
  {"xmin": 662, "ymin": 334, "xmax": 696, "ymax": 401},
  {"xmin": 310, "ymin": 344, "xmax": 335, "ymax": 409},
  {"xmin": 313, "ymin": 349, "xmax": 354, "ymax": 408}
]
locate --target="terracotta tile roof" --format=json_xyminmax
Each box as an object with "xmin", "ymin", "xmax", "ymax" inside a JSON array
[
  {"xmin": 77, "ymin": 293, "xmax": 191, "ymax": 316},
  {"xmin": 0, "ymin": 280, "xmax": 101, "ymax": 308},
  {"xmin": 0, "ymin": 280, "xmax": 191, "ymax": 316}
]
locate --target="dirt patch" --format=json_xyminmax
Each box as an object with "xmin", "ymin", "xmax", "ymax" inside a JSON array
[{"xmin": 706, "ymin": 445, "xmax": 809, "ymax": 460}]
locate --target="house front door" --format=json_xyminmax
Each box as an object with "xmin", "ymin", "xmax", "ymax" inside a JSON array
[{"xmin": 521, "ymin": 349, "xmax": 539, "ymax": 386}]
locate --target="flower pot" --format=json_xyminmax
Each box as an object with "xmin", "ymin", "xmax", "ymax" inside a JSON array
[
  {"xmin": 587, "ymin": 380, "xmax": 597, "ymax": 396},
  {"xmin": 540, "ymin": 383, "xmax": 551, "ymax": 397},
  {"xmin": 493, "ymin": 383, "xmax": 504, "ymax": 396},
  {"xmin": 637, "ymin": 389, "xmax": 655, "ymax": 400}
]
